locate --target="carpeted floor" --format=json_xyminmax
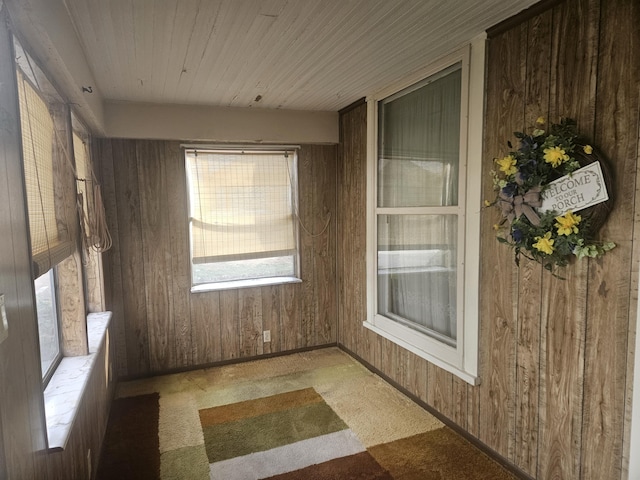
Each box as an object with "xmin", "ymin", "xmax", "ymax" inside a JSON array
[{"xmin": 96, "ymin": 347, "xmax": 517, "ymax": 480}]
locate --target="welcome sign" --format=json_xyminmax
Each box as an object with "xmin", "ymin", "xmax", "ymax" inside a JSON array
[{"xmin": 538, "ymin": 161, "xmax": 609, "ymax": 214}]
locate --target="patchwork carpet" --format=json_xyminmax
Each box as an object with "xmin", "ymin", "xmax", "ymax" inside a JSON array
[{"xmin": 97, "ymin": 347, "xmax": 517, "ymax": 479}]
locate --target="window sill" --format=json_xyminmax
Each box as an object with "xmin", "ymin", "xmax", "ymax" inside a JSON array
[
  {"xmin": 363, "ymin": 320, "xmax": 479, "ymax": 386},
  {"xmin": 43, "ymin": 311, "xmax": 111, "ymax": 452},
  {"xmin": 191, "ymin": 276, "xmax": 302, "ymax": 293}
]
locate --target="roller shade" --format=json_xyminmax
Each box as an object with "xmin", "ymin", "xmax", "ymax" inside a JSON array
[
  {"xmin": 186, "ymin": 150, "xmax": 296, "ymax": 265},
  {"xmin": 17, "ymin": 70, "xmax": 74, "ymax": 277}
]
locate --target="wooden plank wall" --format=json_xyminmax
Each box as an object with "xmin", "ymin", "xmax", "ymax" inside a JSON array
[
  {"xmin": 97, "ymin": 140, "xmax": 338, "ymax": 377},
  {"xmin": 336, "ymin": 0, "xmax": 640, "ymax": 479}
]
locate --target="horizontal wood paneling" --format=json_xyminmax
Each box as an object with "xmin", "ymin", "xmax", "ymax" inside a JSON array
[
  {"xmin": 99, "ymin": 140, "xmax": 338, "ymax": 377},
  {"xmin": 336, "ymin": 0, "xmax": 640, "ymax": 478}
]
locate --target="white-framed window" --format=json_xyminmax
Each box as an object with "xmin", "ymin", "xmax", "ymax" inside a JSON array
[
  {"xmin": 185, "ymin": 147, "xmax": 301, "ymax": 291},
  {"xmin": 365, "ymin": 38, "xmax": 485, "ymax": 384}
]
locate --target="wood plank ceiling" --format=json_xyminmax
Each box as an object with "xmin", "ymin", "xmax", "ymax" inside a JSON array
[{"xmin": 64, "ymin": 0, "xmax": 539, "ymax": 111}]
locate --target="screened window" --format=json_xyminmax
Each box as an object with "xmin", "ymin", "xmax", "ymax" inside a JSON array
[
  {"xmin": 186, "ymin": 149, "xmax": 300, "ymax": 289},
  {"xmin": 366, "ymin": 42, "xmax": 485, "ymax": 384}
]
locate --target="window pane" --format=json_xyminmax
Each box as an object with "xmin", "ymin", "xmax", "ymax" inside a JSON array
[
  {"xmin": 186, "ymin": 149, "xmax": 298, "ymax": 286},
  {"xmin": 378, "ymin": 64, "xmax": 461, "ymax": 207},
  {"xmin": 377, "ymin": 214, "xmax": 457, "ymax": 344},
  {"xmin": 34, "ymin": 270, "xmax": 60, "ymax": 378},
  {"xmin": 192, "ymin": 255, "xmax": 295, "ymax": 285}
]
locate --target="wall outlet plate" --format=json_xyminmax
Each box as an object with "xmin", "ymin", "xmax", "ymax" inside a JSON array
[
  {"xmin": 263, "ymin": 330, "xmax": 271, "ymax": 343},
  {"xmin": 0, "ymin": 294, "xmax": 8, "ymax": 344}
]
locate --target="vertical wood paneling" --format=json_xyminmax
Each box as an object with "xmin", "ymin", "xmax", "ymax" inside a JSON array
[
  {"xmin": 239, "ymin": 288, "xmax": 263, "ymax": 357},
  {"xmin": 96, "ymin": 140, "xmax": 128, "ymax": 376},
  {"xmin": 311, "ymin": 145, "xmax": 338, "ymax": 344},
  {"xmin": 137, "ymin": 140, "xmax": 177, "ymax": 371},
  {"xmin": 337, "ymin": 103, "xmax": 368, "ymax": 357},
  {"xmin": 582, "ymin": 0, "xmax": 640, "ymax": 478},
  {"xmin": 261, "ymin": 285, "xmax": 281, "ymax": 354},
  {"xmin": 220, "ymin": 289, "xmax": 240, "ymax": 360},
  {"xmin": 99, "ymin": 139, "xmax": 337, "ymax": 377},
  {"xmin": 452, "ymin": 376, "xmax": 468, "ymax": 430},
  {"xmin": 111, "ymin": 139, "xmax": 150, "ymax": 375},
  {"xmin": 189, "ymin": 292, "xmax": 221, "ymax": 365},
  {"xmin": 427, "ymin": 363, "xmax": 453, "ymax": 421},
  {"xmin": 478, "ymin": 22, "xmax": 525, "ymax": 461},
  {"xmin": 298, "ymin": 146, "xmax": 316, "ymax": 347},
  {"xmin": 538, "ymin": 2, "xmax": 598, "ymax": 478},
  {"xmin": 405, "ymin": 351, "xmax": 428, "ymax": 402},
  {"xmin": 513, "ymin": 9, "xmax": 552, "ymax": 475},
  {"xmin": 280, "ymin": 283, "xmax": 301, "ymax": 351},
  {"xmin": 164, "ymin": 141, "xmax": 192, "ymax": 368}
]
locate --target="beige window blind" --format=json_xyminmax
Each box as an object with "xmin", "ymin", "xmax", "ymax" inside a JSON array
[
  {"xmin": 72, "ymin": 131, "xmax": 91, "ymax": 238},
  {"xmin": 186, "ymin": 150, "xmax": 297, "ymax": 265},
  {"xmin": 17, "ymin": 70, "xmax": 73, "ymax": 277}
]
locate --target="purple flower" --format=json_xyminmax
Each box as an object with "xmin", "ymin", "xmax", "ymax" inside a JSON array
[
  {"xmin": 512, "ymin": 228, "xmax": 524, "ymax": 243},
  {"xmin": 501, "ymin": 183, "xmax": 518, "ymax": 197}
]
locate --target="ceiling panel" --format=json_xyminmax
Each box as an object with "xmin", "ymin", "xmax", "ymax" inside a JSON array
[{"xmin": 64, "ymin": 0, "xmax": 539, "ymax": 111}]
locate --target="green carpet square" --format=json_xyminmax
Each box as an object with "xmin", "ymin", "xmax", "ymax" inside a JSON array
[
  {"xmin": 160, "ymin": 445, "xmax": 210, "ymax": 480},
  {"xmin": 200, "ymin": 390, "xmax": 348, "ymax": 463}
]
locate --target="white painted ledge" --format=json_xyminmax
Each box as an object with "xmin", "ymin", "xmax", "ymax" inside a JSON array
[{"xmin": 44, "ymin": 311, "xmax": 111, "ymax": 451}]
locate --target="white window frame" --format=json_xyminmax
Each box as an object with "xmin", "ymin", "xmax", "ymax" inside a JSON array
[
  {"xmin": 364, "ymin": 37, "xmax": 485, "ymax": 385},
  {"xmin": 184, "ymin": 145, "xmax": 302, "ymax": 292}
]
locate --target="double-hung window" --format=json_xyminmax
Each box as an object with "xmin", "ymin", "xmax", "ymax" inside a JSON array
[
  {"xmin": 186, "ymin": 148, "xmax": 300, "ymax": 291},
  {"xmin": 365, "ymin": 41, "xmax": 485, "ymax": 384}
]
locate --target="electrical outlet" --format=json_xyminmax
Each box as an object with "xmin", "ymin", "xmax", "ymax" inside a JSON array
[{"xmin": 263, "ymin": 330, "xmax": 271, "ymax": 343}]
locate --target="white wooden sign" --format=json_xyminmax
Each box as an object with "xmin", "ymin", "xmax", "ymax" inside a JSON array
[{"xmin": 539, "ymin": 161, "xmax": 609, "ymax": 214}]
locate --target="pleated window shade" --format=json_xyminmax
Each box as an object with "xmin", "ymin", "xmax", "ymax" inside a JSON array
[
  {"xmin": 186, "ymin": 150, "xmax": 297, "ymax": 267},
  {"xmin": 17, "ymin": 70, "xmax": 73, "ymax": 278}
]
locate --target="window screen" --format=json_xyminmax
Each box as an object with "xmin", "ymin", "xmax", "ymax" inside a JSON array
[{"xmin": 186, "ymin": 149, "xmax": 299, "ymax": 286}]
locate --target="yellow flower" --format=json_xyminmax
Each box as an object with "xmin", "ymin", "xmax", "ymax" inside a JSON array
[
  {"xmin": 543, "ymin": 146, "xmax": 570, "ymax": 167},
  {"xmin": 484, "ymin": 200, "xmax": 491, "ymax": 207},
  {"xmin": 555, "ymin": 211, "xmax": 582, "ymax": 236},
  {"xmin": 583, "ymin": 144, "xmax": 593, "ymax": 154},
  {"xmin": 533, "ymin": 232, "xmax": 555, "ymax": 255},
  {"xmin": 493, "ymin": 224, "xmax": 500, "ymax": 231},
  {"xmin": 536, "ymin": 116, "xmax": 545, "ymax": 125},
  {"xmin": 496, "ymin": 155, "xmax": 518, "ymax": 176}
]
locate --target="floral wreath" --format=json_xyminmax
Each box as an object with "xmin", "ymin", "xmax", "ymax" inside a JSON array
[{"xmin": 488, "ymin": 117, "xmax": 615, "ymax": 273}]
